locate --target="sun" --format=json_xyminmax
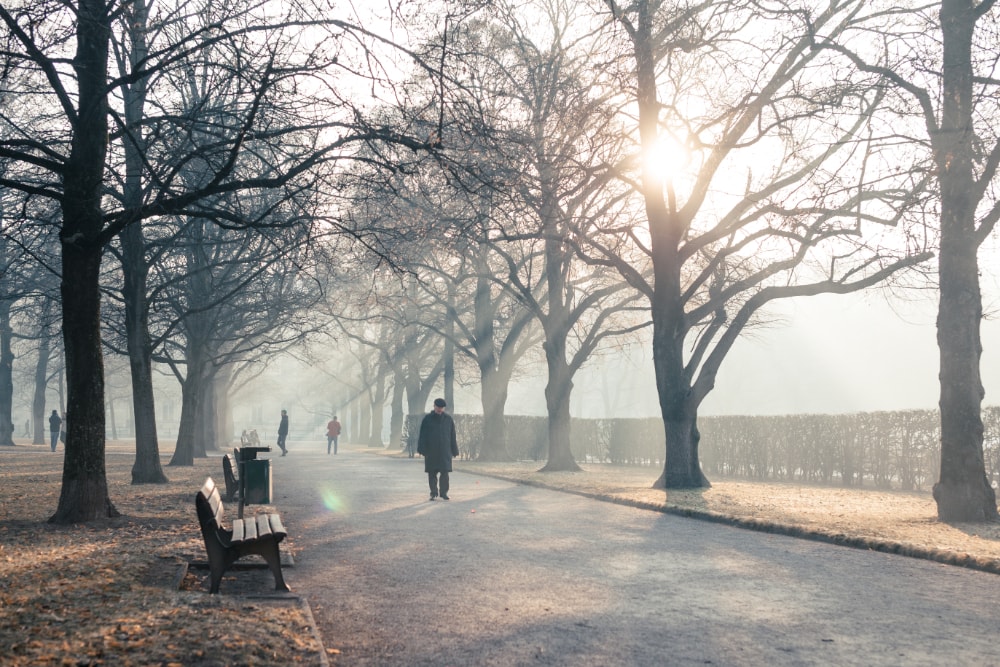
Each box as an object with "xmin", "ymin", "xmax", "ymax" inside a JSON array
[{"xmin": 644, "ymin": 135, "xmax": 690, "ymax": 184}]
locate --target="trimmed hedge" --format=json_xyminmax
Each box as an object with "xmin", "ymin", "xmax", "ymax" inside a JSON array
[{"xmin": 405, "ymin": 407, "xmax": 1000, "ymax": 491}]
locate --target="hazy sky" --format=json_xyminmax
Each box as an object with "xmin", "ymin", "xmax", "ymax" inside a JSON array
[{"xmin": 504, "ymin": 282, "xmax": 1000, "ymax": 419}]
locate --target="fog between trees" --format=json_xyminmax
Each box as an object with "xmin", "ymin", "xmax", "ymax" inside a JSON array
[{"xmin": 0, "ymin": 0, "xmax": 997, "ymax": 522}]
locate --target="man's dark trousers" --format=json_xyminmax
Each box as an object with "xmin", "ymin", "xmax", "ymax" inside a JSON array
[{"xmin": 428, "ymin": 472, "xmax": 450, "ymax": 498}]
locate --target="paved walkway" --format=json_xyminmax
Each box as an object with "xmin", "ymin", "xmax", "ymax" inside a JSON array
[{"xmin": 270, "ymin": 445, "xmax": 1000, "ymax": 666}]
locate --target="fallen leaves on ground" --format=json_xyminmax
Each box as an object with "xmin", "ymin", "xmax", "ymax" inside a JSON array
[{"xmin": 0, "ymin": 442, "xmax": 321, "ymax": 667}]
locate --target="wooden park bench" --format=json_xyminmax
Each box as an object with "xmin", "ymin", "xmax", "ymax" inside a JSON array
[
  {"xmin": 195, "ymin": 477, "xmax": 290, "ymax": 594},
  {"xmin": 221, "ymin": 454, "xmax": 239, "ymax": 502}
]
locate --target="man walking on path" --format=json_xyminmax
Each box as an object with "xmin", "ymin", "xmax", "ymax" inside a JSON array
[
  {"xmin": 48, "ymin": 410, "xmax": 61, "ymax": 452},
  {"xmin": 417, "ymin": 398, "xmax": 459, "ymax": 500},
  {"xmin": 277, "ymin": 409, "xmax": 289, "ymax": 456},
  {"xmin": 326, "ymin": 416, "xmax": 342, "ymax": 455}
]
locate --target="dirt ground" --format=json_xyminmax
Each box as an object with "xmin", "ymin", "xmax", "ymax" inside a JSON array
[{"xmin": 2, "ymin": 440, "xmax": 1000, "ymax": 666}]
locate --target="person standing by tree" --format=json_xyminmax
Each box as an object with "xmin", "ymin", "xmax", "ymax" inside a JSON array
[
  {"xmin": 326, "ymin": 416, "xmax": 342, "ymax": 455},
  {"xmin": 417, "ymin": 398, "xmax": 459, "ymax": 500},
  {"xmin": 277, "ymin": 410, "xmax": 289, "ymax": 457},
  {"xmin": 48, "ymin": 410, "xmax": 61, "ymax": 452}
]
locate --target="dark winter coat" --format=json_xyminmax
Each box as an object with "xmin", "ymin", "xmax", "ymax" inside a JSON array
[
  {"xmin": 278, "ymin": 415, "xmax": 289, "ymax": 437},
  {"xmin": 49, "ymin": 413, "xmax": 61, "ymax": 432},
  {"xmin": 417, "ymin": 411, "xmax": 459, "ymax": 473}
]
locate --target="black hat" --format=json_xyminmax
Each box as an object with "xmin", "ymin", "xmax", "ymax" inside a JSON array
[{"xmin": 433, "ymin": 398, "xmax": 446, "ymax": 408}]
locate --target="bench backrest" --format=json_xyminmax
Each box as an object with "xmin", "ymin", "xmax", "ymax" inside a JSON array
[{"xmin": 196, "ymin": 477, "xmax": 226, "ymax": 532}]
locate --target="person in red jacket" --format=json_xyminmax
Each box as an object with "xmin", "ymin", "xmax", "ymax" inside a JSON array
[{"xmin": 326, "ymin": 416, "xmax": 342, "ymax": 455}]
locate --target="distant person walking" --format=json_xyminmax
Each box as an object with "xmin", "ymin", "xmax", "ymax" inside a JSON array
[
  {"xmin": 417, "ymin": 398, "xmax": 459, "ymax": 500},
  {"xmin": 326, "ymin": 416, "xmax": 342, "ymax": 455},
  {"xmin": 48, "ymin": 410, "xmax": 61, "ymax": 452},
  {"xmin": 277, "ymin": 409, "xmax": 289, "ymax": 456}
]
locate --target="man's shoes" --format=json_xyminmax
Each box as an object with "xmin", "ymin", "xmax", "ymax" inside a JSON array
[
  {"xmin": 430, "ymin": 494, "xmax": 437, "ymax": 501},
  {"xmin": 281, "ymin": 450, "xmax": 287, "ymax": 456},
  {"xmin": 440, "ymin": 494, "xmax": 450, "ymax": 500}
]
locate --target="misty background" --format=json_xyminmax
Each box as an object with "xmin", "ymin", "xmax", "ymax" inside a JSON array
[{"xmin": 187, "ymin": 280, "xmax": 1000, "ymax": 443}]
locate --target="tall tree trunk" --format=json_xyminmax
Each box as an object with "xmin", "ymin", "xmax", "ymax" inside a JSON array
[
  {"xmin": 932, "ymin": 0, "xmax": 997, "ymax": 521},
  {"xmin": 390, "ymin": 366, "xmax": 404, "ymax": 449},
  {"xmin": 360, "ymin": 387, "xmax": 372, "ymax": 446},
  {"xmin": 215, "ymin": 365, "xmax": 234, "ymax": 449},
  {"xmin": 107, "ymin": 397, "xmax": 118, "ymax": 440},
  {"xmin": 53, "ymin": 240, "xmax": 118, "ymax": 522},
  {"xmin": 31, "ymin": 314, "xmax": 52, "ymax": 446},
  {"xmin": 50, "ymin": 0, "xmax": 118, "ymax": 523},
  {"xmin": 0, "ymin": 300, "xmax": 15, "ymax": 447},
  {"xmin": 170, "ymin": 367, "xmax": 204, "ymax": 466},
  {"xmin": 539, "ymin": 337, "xmax": 580, "ymax": 472},
  {"xmin": 444, "ymin": 282, "xmax": 456, "ymax": 411},
  {"xmin": 198, "ymin": 375, "xmax": 216, "ymax": 455},
  {"xmin": 122, "ymin": 222, "xmax": 167, "ymax": 482},
  {"xmin": 478, "ymin": 367, "xmax": 510, "ymax": 462},
  {"xmin": 120, "ymin": 0, "xmax": 166, "ymax": 483},
  {"xmin": 537, "ymin": 132, "xmax": 579, "ymax": 472},
  {"xmin": 369, "ymin": 364, "xmax": 386, "ymax": 446},
  {"xmin": 474, "ymin": 269, "xmax": 511, "ymax": 461},
  {"xmin": 632, "ymin": 0, "xmax": 708, "ymax": 489}
]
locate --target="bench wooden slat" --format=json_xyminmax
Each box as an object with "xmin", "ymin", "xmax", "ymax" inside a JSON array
[
  {"xmin": 233, "ymin": 517, "xmax": 259, "ymax": 542},
  {"xmin": 267, "ymin": 513, "xmax": 286, "ymax": 538},
  {"xmin": 232, "ymin": 518, "xmax": 244, "ymax": 542},
  {"xmin": 254, "ymin": 513, "xmax": 272, "ymax": 540}
]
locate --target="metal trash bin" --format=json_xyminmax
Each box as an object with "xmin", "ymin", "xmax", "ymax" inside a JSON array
[{"xmin": 242, "ymin": 458, "xmax": 272, "ymax": 505}]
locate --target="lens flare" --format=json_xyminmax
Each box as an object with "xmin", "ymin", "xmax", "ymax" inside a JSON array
[{"xmin": 319, "ymin": 485, "xmax": 346, "ymax": 512}]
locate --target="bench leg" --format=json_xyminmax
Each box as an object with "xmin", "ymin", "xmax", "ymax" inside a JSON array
[
  {"xmin": 241, "ymin": 539, "xmax": 290, "ymax": 592},
  {"xmin": 207, "ymin": 549, "xmax": 235, "ymax": 594}
]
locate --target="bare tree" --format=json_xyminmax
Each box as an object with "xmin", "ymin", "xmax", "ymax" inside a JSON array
[
  {"xmin": 0, "ymin": 0, "xmax": 442, "ymax": 522},
  {"xmin": 598, "ymin": 0, "xmax": 932, "ymax": 488},
  {"xmin": 468, "ymin": 1, "xmax": 647, "ymax": 471},
  {"xmin": 821, "ymin": 0, "xmax": 1000, "ymax": 520}
]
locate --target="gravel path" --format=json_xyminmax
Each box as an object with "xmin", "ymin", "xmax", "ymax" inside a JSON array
[{"xmin": 270, "ymin": 447, "xmax": 1000, "ymax": 666}]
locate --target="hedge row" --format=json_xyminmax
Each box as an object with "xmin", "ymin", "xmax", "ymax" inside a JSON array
[{"xmin": 406, "ymin": 408, "xmax": 1000, "ymax": 491}]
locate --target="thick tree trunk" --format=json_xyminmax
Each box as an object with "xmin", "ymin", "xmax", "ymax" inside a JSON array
[
  {"xmin": 169, "ymin": 368, "xmax": 203, "ymax": 466},
  {"xmin": 50, "ymin": 0, "xmax": 117, "ymax": 523},
  {"xmin": 934, "ymin": 234, "xmax": 995, "ymax": 520},
  {"xmin": 369, "ymin": 366, "xmax": 386, "ymax": 446},
  {"xmin": 474, "ymin": 269, "xmax": 512, "ymax": 461},
  {"xmin": 122, "ymin": 224, "xmax": 167, "ymax": 482},
  {"xmin": 107, "ymin": 397, "xmax": 118, "ymax": 440},
  {"xmin": 215, "ymin": 366, "xmax": 234, "ymax": 450},
  {"xmin": 0, "ymin": 300, "xmax": 15, "ymax": 447},
  {"xmin": 539, "ymin": 338, "xmax": 580, "ymax": 472},
  {"xmin": 127, "ymin": 343, "xmax": 168, "ymax": 481},
  {"xmin": 630, "ymin": 0, "xmax": 709, "ymax": 489},
  {"xmin": 478, "ymin": 367, "xmax": 510, "ymax": 462},
  {"xmin": 31, "ymin": 322, "xmax": 52, "ymax": 446},
  {"xmin": 651, "ymin": 308, "xmax": 710, "ymax": 488},
  {"xmin": 653, "ymin": 405, "xmax": 710, "ymax": 489},
  {"xmin": 932, "ymin": 0, "xmax": 998, "ymax": 522},
  {"xmin": 120, "ymin": 0, "xmax": 166, "ymax": 482},
  {"xmin": 51, "ymin": 242, "xmax": 118, "ymax": 522},
  {"xmin": 360, "ymin": 388, "xmax": 372, "ymax": 446},
  {"xmin": 390, "ymin": 367, "xmax": 404, "ymax": 449},
  {"xmin": 194, "ymin": 377, "xmax": 218, "ymax": 459}
]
